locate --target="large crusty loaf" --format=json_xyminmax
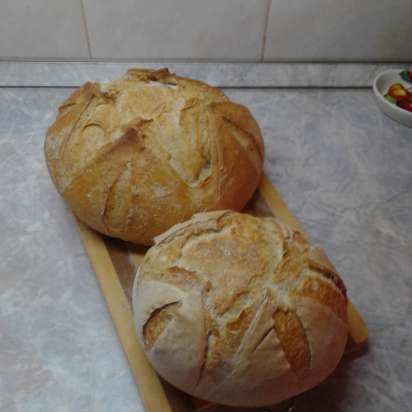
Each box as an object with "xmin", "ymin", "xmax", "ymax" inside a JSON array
[
  {"xmin": 133, "ymin": 211, "xmax": 348, "ymax": 406},
  {"xmin": 44, "ymin": 68, "xmax": 263, "ymax": 244}
]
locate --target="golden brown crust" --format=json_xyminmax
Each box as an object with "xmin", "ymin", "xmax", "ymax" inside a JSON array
[
  {"xmin": 133, "ymin": 211, "xmax": 348, "ymax": 406},
  {"xmin": 273, "ymin": 309, "xmax": 311, "ymax": 378},
  {"xmin": 143, "ymin": 302, "xmax": 180, "ymax": 347},
  {"xmin": 44, "ymin": 69, "xmax": 263, "ymax": 244}
]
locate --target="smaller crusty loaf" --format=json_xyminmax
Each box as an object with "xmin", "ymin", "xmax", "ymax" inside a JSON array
[
  {"xmin": 132, "ymin": 211, "xmax": 348, "ymax": 406},
  {"xmin": 44, "ymin": 68, "xmax": 263, "ymax": 245}
]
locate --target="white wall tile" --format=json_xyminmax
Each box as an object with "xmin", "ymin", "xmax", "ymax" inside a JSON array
[
  {"xmin": 83, "ymin": 0, "xmax": 268, "ymax": 59},
  {"xmin": 265, "ymin": 0, "xmax": 412, "ymax": 61},
  {"xmin": 0, "ymin": 0, "xmax": 89, "ymax": 58}
]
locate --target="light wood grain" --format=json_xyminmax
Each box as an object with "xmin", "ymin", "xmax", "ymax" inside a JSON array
[
  {"xmin": 75, "ymin": 174, "xmax": 368, "ymax": 412},
  {"xmin": 347, "ymin": 301, "xmax": 369, "ymax": 345},
  {"xmin": 259, "ymin": 174, "xmax": 303, "ymax": 232},
  {"xmin": 75, "ymin": 218, "xmax": 173, "ymax": 412},
  {"xmin": 259, "ymin": 174, "xmax": 368, "ymax": 344}
]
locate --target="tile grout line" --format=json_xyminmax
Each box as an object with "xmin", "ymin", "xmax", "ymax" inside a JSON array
[
  {"xmin": 80, "ymin": 0, "xmax": 92, "ymax": 58},
  {"xmin": 260, "ymin": 0, "xmax": 272, "ymax": 62},
  {"xmin": 0, "ymin": 58, "xmax": 409, "ymax": 64}
]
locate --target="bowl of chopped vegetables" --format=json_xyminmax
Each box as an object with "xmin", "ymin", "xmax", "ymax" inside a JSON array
[{"xmin": 373, "ymin": 69, "xmax": 412, "ymax": 128}]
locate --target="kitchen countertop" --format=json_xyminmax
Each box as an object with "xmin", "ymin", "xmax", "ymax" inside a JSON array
[{"xmin": 0, "ymin": 62, "xmax": 411, "ymax": 412}]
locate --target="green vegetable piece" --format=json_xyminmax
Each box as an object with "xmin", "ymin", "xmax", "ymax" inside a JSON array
[
  {"xmin": 384, "ymin": 94, "xmax": 397, "ymax": 104},
  {"xmin": 400, "ymin": 70, "xmax": 412, "ymax": 83}
]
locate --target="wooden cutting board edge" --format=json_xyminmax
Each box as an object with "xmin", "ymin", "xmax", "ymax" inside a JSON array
[
  {"xmin": 75, "ymin": 219, "xmax": 173, "ymax": 412},
  {"xmin": 259, "ymin": 175, "xmax": 368, "ymax": 345},
  {"xmin": 75, "ymin": 174, "xmax": 369, "ymax": 412}
]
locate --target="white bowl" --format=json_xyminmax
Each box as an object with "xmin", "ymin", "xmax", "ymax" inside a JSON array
[{"xmin": 373, "ymin": 69, "xmax": 412, "ymax": 128}]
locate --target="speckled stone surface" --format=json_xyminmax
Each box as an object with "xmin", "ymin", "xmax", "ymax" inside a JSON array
[
  {"xmin": 0, "ymin": 61, "xmax": 404, "ymax": 87},
  {"xmin": 0, "ymin": 63, "xmax": 411, "ymax": 412}
]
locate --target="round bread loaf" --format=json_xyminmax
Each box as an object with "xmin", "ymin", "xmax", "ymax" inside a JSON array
[
  {"xmin": 133, "ymin": 211, "xmax": 348, "ymax": 406},
  {"xmin": 44, "ymin": 68, "xmax": 263, "ymax": 244}
]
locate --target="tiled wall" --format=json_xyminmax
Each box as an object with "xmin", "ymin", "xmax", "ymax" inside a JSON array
[{"xmin": 1, "ymin": 0, "xmax": 411, "ymax": 61}]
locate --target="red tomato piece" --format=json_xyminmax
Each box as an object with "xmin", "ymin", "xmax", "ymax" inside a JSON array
[
  {"xmin": 397, "ymin": 96, "xmax": 412, "ymax": 112},
  {"xmin": 388, "ymin": 83, "xmax": 409, "ymax": 100}
]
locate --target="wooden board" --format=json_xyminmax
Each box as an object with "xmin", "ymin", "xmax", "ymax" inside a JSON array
[{"xmin": 75, "ymin": 174, "xmax": 368, "ymax": 412}]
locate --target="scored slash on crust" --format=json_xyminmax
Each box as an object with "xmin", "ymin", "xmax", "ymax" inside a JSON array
[
  {"xmin": 45, "ymin": 69, "xmax": 264, "ymax": 244},
  {"xmin": 135, "ymin": 212, "xmax": 348, "ymax": 406}
]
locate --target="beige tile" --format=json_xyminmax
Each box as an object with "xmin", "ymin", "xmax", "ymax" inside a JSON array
[
  {"xmin": 264, "ymin": 0, "xmax": 412, "ymax": 61},
  {"xmin": 83, "ymin": 0, "xmax": 268, "ymax": 59},
  {"xmin": 0, "ymin": 0, "xmax": 89, "ymax": 58}
]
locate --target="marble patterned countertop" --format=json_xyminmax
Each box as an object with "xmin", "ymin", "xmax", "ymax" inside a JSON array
[{"xmin": 0, "ymin": 62, "xmax": 411, "ymax": 412}]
